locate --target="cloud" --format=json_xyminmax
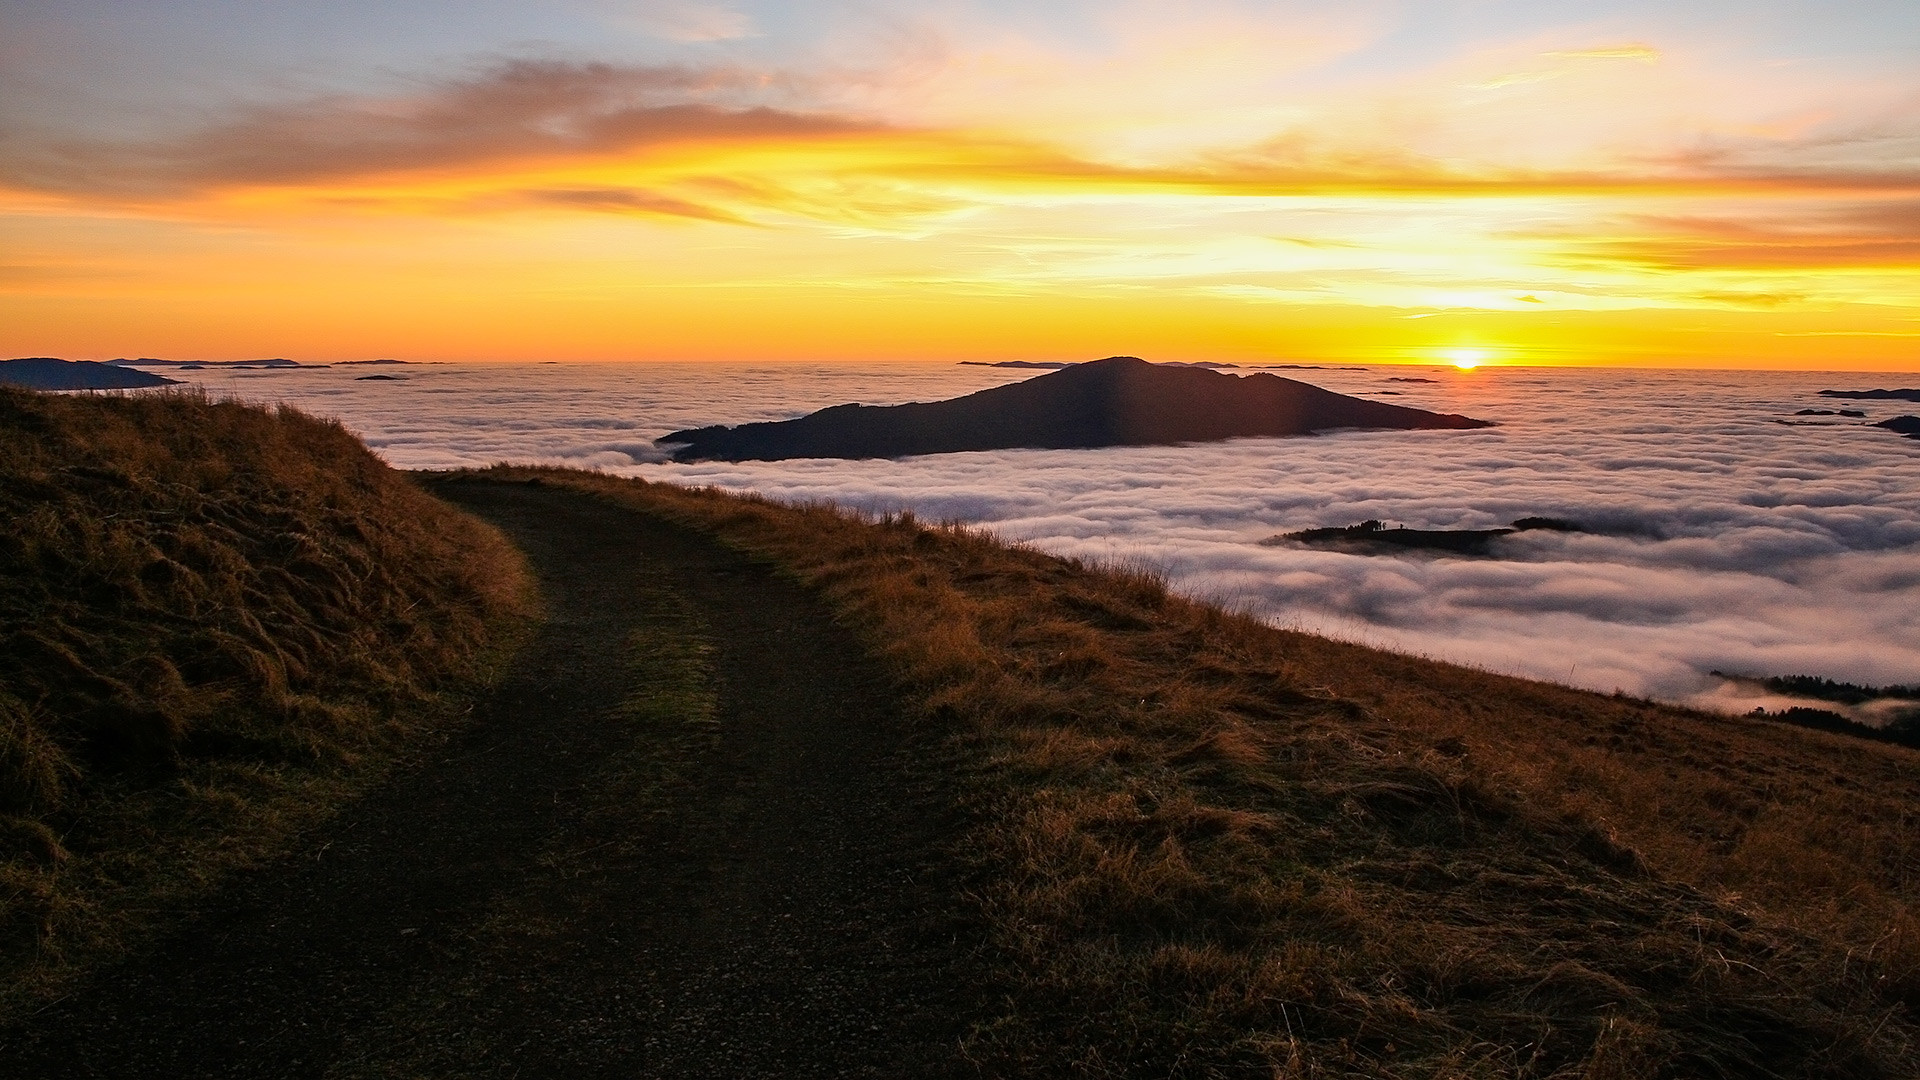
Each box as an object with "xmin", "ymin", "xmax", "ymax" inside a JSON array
[
  {"xmin": 1562, "ymin": 199, "xmax": 1920, "ymax": 271},
  {"xmin": 1546, "ymin": 45, "xmax": 1662, "ymax": 63},
  {"xmin": 153, "ymin": 361, "xmax": 1920, "ymax": 709},
  {"xmin": 617, "ymin": 1, "xmax": 756, "ymax": 43},
  {"xmin": 513, "ymin": 186, "xmax": 750, "ymax": 223},
  {"xmin": 1, "ymin": 58, "xmax": 875, "ymax": 198}
]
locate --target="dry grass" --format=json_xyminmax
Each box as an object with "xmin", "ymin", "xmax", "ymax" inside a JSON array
[
  {"xmin": 0, "ymin": 388, "xmax": 533, "ymax": 1010},
  {"xmin": 468, "ymin": 465, "xmax": 1918, "ymax": 1079}
]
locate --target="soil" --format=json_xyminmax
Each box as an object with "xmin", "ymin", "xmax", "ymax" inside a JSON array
[{"xmin": 0, "ymin": 478, "xmax": 991, "ymax": 1078}]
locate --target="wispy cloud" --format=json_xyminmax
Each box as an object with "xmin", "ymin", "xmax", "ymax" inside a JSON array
[
  {"xmin": 512, "ymin": 186, "xmax": 752, "ymax": 223},
  {"xmin": 615, "ymin": 1, "xmax": 757, "ymax": 43},
  {"xmin": 1, "ymin": 58, "xmax": 874, "ymax": 198}
]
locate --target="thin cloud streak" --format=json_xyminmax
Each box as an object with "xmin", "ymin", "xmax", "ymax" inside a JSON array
[{"xmin": 1, "ymin": 58, "xmax": 878, "ymax": 198}]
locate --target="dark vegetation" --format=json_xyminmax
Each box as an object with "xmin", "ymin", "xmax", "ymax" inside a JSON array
[
  {"xmin": 1820, "ymin": 388, "xmax": 1920, "ymax": 402},
  {"xmin": 1795, "ymin": 408, "xmax": 1866, "ymax": 417},
  {"xmin": 1716, "ymin": 673, "xmax": 1920, "ymax": 748},
  {"xmin": 1877, "ymin": 415, "xmax": 1920, "ymax": 438},
  {"xmin": 661, "ymin": 356, "xmax": 1491, "ymax": 461},
  {"xmin": 0, "ymin": 388, "xmax": 531, "ymax": 1006},
  {"xmin": 0, "ymin": 358, "xmax": 177, "ymax": 391},
  {"xmin": 1750, "ymin": 706, "xmax": 1920, "ymax": 750},
  {"xmin": 1266, "ymin": 516, "xmax": 1583, "ymax": 556},
  {"xmin": 473, "ymin": 467, "xmax": 1920, "ymax": 1078},
  {"xmin": 1743, "ymin": 673, "xmax": 1920, "ymax": 706}
]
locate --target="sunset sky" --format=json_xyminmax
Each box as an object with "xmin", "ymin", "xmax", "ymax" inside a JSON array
[{"xmin": 3, "ymin": 1, "xmax": 1918, "ymax": 367}]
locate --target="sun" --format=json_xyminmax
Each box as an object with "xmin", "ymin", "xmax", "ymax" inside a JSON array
[{"xmin": 1442, "ymin": 348, "xmax": 1489, "ymax": 370}]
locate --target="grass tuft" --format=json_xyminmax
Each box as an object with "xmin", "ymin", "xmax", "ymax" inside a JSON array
[{"xmin": 0, "ymin": 388, "xmax": 534, "ymax": 1010}]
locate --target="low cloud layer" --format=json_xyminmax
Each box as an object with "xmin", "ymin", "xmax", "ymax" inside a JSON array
[{"xmin": 158, "ymin": 361, "xmax": 1920, "ymax": 709}]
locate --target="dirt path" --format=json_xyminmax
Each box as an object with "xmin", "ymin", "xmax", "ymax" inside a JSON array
[{"xmin": 1, "ymin": 478, "xmax": 990, "ymax": 1078}]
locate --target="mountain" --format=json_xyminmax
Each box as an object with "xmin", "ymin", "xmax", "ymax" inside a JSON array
[
  {"xmin": 660, "ymin": 356, "xmax": 1492, "ymax": 462},
  {"xmin": 0, "ymin": 358, "xmax": 178, "ymax": 390},
  {"xmin": 1266, "ymin": 516, "xmax": 1583, "ymax": 556},
  {"xmin": 107, "ymin": 357, "xmax": 309, "ymax": 368},
  {"xmin": 1819, "ymin": 388, "xmax": 1920, "ymax": 402}
]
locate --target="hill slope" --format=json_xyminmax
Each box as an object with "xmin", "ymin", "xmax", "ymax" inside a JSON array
[
  {"xmin": 0, "ymin": 388, "xmax": 531, "ymax": 1000},
  {"xmin": 661, "ymin": 356, "xmax": 1490, "ymax": 461},
  {"xmin": 1, "ymin": 477, "xmax": 986, "ymax": 1078},
  {"xmin": 478, "ymin": 467, "xmax": 1919, "ymax": 1077},
  {"xmin": 0, "ymin": 358, "xmax": 178, "ymax": 390}
]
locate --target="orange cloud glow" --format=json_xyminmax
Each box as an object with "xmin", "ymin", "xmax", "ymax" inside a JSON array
[{"xmin": 3, "ymin": 21, "xmax": 1918, "ymax": 369}]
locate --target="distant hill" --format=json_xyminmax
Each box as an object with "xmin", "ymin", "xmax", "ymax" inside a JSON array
[
  {"xmin": 107, "ymin": 357, "xmax": 308, "ymax": 369},
  {"xmin": 1819, "ymin": 388, "xmax": 1920, "ymax": 402},
  {"xmin": 0, "ymin": 358, "xmax": 178, "ymax": 390},
  {"xmin": 662, "ymin": 356, "xmax": 1492, "ymax": 462},
  {"xmin": 1266, "ymin": 516, "xmax": 1583, "ymax": 556}
]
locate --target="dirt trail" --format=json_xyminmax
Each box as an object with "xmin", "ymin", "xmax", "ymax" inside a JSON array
[{"xmin": 2, "ymin": 478, "xmax": 989, "ymax": 1078}]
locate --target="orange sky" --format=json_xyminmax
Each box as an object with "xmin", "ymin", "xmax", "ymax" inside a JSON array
[{"xmin": 3, "ymin": 2, "xmax": 1917, "ymax": 368}]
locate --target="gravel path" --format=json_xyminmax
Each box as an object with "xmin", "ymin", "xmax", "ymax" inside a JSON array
[{"xmin": 1, "ymin": 477, "xmax": 989, "ymax": 1078}]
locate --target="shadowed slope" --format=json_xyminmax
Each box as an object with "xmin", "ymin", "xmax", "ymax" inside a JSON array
[
  {"xmin": 0, "ymin": 479, "xmax": 986, "ymax": 1078},
  {"xmin": 475, "ymin": 467, "xmax": 1919, "ymax": 1078},
  {"xmin": 0, "ymin": 388, "xmax": 530, "ymax": 1006},
  {"xmin": 660, "ymin": 356, "xmax": 1491, "ymax": 461}
]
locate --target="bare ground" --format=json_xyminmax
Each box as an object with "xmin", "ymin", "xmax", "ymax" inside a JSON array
[{"xmin": 0, "ymin": 477, "xmax": 991, "ymax": 1078}]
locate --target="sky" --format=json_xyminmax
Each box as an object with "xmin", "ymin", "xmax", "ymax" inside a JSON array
[{"xmin": 3, "ymin": 1, "xmax": 1919, "ymax": 367}]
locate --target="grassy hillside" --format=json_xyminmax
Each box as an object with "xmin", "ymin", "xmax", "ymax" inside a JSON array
[
  {"xmin": 0, "ymin": 389, "xmax": 532, "ymax": 1004},
  {"xmin": 471, "ymin": 466, "xmax": 1919, "ymax": 1078}
]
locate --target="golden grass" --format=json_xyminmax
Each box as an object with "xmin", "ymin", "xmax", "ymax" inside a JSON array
[
  {"xmin": 0, "ymin": 389, "xmax": 533, "ymax": 1008},
  {"xmin": 469, "ymin": 466, "xmax": 1917, "ymax": 1078}
]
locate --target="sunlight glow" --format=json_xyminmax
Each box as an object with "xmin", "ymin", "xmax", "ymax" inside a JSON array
[{"xmin": 2, "ymin": 4, "xmax": 1918, "ymax": 366}]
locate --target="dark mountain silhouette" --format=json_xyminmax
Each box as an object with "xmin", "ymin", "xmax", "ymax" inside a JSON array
[
  {"xmin": 1265, "ymin": 516, "xmax": 1583, "ymax": 557},
  {"xmin": 1, "ymin": 358, "xmax": 178, "ymax": 390},
  {"xmin": 1820, "ymin": 388, "xmax": 1920, "ymax": 402},
  {"xmin": 108, "ymin": 357, "xmax": 309, "ymax": 369},
  {"xmin": 1875, "ymin": 415, "xmax": 1920, "ymax": 439},
  {"xmin": 660, "ymin": 357, "xmax": 1492, "ymax": 462}
]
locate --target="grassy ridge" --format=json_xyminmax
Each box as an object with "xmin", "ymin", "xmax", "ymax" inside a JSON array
[
  {"xmin": 0, "ymin": 389, "xmax": 532, "ymax": 1002},
  {"xmin": 477, "ymin": 466, "xmax": 1918, "ymax": 1078}
]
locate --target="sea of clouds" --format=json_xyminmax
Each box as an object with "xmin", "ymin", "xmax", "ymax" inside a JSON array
[{"xmin": 167, "ymin": 360, "xmax": 1920, "ymax": 713}]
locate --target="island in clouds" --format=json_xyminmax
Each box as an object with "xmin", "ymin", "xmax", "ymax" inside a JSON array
[
  {"xmin": 0, "ymin": 358, "xmax": 179, "ymax": 390},
  {"xmin": 660, "ymin": 356, "xmax": 1492, "ymax": 462}
]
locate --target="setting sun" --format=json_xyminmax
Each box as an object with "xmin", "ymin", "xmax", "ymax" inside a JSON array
[{"xmin": 1444, "ymin": 348, "xmax": 1489, "ymax": 369}]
